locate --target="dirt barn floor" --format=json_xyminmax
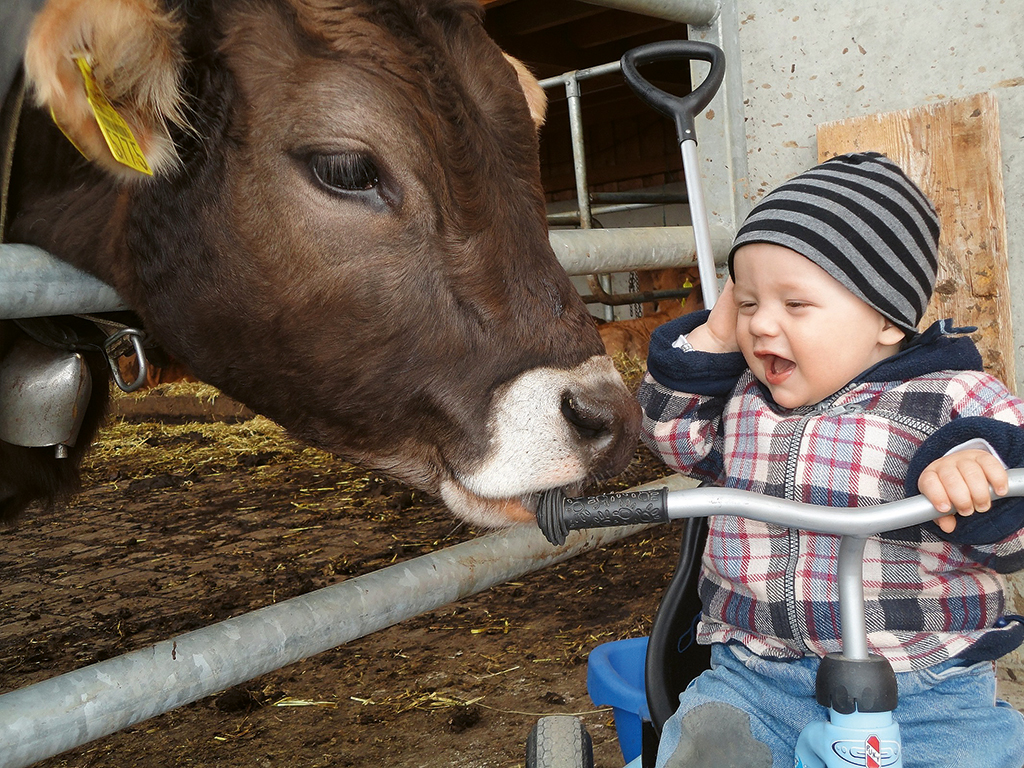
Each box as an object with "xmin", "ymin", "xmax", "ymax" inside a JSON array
[{"xmin": 3, "ymin": 378, "xmax": 1024, "ymax": 768}]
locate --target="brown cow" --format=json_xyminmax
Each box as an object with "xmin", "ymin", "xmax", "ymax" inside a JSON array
[
  {"xmin": 599, "ymin": 267, "xmax": 703, "ymax": 360},
  {"xmin": 1, "ymin": 0, "xmax": 641, "ymax": 527}
]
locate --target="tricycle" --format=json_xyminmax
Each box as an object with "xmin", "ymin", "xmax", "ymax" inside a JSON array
[{"xmin": 527, "ymin": 468, "xmax": 1024, "ymax": 767}]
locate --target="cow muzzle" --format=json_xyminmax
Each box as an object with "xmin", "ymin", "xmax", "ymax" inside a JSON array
[{"xmin": 440, "ymin": 355, "xmax": 641, "ymax": 527}]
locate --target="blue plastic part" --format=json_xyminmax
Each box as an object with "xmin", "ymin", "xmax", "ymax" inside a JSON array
[
  {"xmin": 795, "ymin": 708, "xmax": 902, "ymax": 767},
  {"xmin": 587, "ymin": 636, "xmax": 651, "ymax": 763}
]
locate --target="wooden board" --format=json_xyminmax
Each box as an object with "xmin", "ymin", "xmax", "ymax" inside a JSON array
[{"xmin": 817, "ymin": 93, "xmax": 1015, "ymax": 392}]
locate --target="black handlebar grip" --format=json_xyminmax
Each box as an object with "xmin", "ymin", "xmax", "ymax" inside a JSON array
[
  {"xmin": 537, "ymin": 487, "xmax": 670, "ymax": 546},
  {"xmin": 620, "ymin": 40, "xmax": 725, "ymax": 145}
]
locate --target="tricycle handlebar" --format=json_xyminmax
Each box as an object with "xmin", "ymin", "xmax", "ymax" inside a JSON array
[{"xmin": 537, "ymin": 468, "xmax": 1024, "ymax": 547}]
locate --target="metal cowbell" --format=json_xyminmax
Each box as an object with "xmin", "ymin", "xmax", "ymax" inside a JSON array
[{"xmin": 0, "ymin": 337, "xmax": 92, "ymax": 456}]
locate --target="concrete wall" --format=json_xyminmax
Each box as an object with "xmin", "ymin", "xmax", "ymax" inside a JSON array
[
  {"xmin": 703, "ymin": 0, "xmax": 1024, "ymax": 666},
  {"xmin": 718, "ymin": 0, "xmax": 1024, "ymax": 391}
]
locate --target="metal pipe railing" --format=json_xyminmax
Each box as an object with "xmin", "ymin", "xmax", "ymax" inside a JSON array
[
  {"xmin": 547, "ymin": 191, "xmax": 689, "ymax": 227},
  {"xmin": 581, "ymin": 275, "xmax": 691, "ymax": 306},
  {"xmin": 541, "ymin": 61, "xmax": 627, "ymax": 323},
  {"xmin": 550, "ymin": 225, "xmax": 731, "ymax": 276},
  {"xmin": 0, "ymin": 475, "xmax": 694, "ymax": 768},
  {"xmin": 578, "ymin": 0, "xmax": 720, "ymax": 27},
  {"xmin": 0, "ymin": 244, "xmax": 126, "ymax": 319},
  {"xmin": 0, "ymin": 232, "xmax": 727, "ymax": 321},
  {"xmin": 564, "ymin": 73, "xmax": 593, "ymax": 232},
  {"xmin": 538, "ymin": 60, "xmax": 623, "ymax": 96}
]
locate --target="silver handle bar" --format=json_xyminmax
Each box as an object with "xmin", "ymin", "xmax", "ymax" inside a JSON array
[{"xmin": 537, "ymin": 468, "xmax": 1024, "ymax": 660}]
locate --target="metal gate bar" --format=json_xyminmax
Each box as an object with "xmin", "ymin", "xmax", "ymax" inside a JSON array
[
  {"xmin": 0, "ymin": 233, "xmax": 729, "ymax": 320},
  {"xmin": 0, "ymin": 477, "xmax": 692, "ymax": 768},
  {"xmin": 0, "ymin": 244, "xmax": 126, "ymax": 319}
]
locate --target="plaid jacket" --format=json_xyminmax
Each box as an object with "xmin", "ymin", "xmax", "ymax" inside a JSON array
[{"xmin": 639, "ymin": 314, "xmax": 1024, "ymax": 672}]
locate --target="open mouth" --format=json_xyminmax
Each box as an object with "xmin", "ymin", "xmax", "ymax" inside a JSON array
[
  {"xmin": 439, "ymin": 477, "xmax": 586, "ymax": 529},
  {"xmin": 439, "ymin": 478, "xmax": 542, "ymax": 527},
  {"xmin": 757, "ymin": 353, "xmax": 796, "ymax": 386}
]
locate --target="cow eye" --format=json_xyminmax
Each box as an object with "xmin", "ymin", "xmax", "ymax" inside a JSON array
[{"xmin": 309, "ymin": 152, "xmax": 379, "ymax": 193}]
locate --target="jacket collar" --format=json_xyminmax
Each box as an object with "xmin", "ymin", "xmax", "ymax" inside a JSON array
[{"xmin": 855, "ymin": 319, "xmax": 983, "ymax": 384}]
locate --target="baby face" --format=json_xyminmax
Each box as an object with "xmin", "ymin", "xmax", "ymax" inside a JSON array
[{"xmin": 731, "ymin": 243, "xmax": 905, "ymax": 409}]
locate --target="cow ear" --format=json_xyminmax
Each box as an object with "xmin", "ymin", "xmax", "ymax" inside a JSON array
[
  {"xmin": 503, "ymin": 53, "xmax": 547, "ymax": 129},
  {"xmin": 23, "ymin": 0, "xmax": 187, "ymax": 180}
]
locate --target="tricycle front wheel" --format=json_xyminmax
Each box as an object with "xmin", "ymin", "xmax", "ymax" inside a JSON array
[{"xmin": 526, "ymin": 716, "xmax": 595, "ymax": 768}]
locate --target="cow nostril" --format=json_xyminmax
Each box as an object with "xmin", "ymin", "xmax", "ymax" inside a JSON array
[{"xmin": 560, "ymin": 392, "xmax": 610, "ymax": 440}]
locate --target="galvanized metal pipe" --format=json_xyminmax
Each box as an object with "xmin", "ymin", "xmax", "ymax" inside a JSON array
[
  {"xmin": 0, "ymin": 475, "xmax": 696, "ymax": 768},
  {"xmin": 564, "ymin": 73, "xmax": 593, "ymax": 233},
  {"xmin": 550, "ymin": 225, "xmax": 732, "ymax": 276},
  {"xmin": 581, "ymin": 279, "xmax": 690, "ymax": 307},
  {"xmin": 0, "ymin": 244, "xmax": 127, "ymax": 319},
  {"xmin": 0, "ymin": 232, "xmax": 726, "ymax": 321},
  {"xmin": 538, "ymin": 60, "xmax": 622, "ymax": 92},
  {"xmin": 0, "ymin": 232, "xmax": 730, "ymax": 320},
  {"xmin": 578, "ymin": 0, "xmax": 720, "ymax": 27},
  {"xmin": 561, "ymin": 72, "xmax": 621, "ymax": 323},
  {"xmin": 547, "ymin": 203, "xmax": 665, "ymax": 227},
  {"xmin": 546, "ymin": 193, "xmax": 689, "ymax": 228}
]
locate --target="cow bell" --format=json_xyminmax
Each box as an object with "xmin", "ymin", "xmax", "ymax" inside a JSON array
[{"xmin": 0, "ymin": 338, "xmax": 92, "ymax": 458}]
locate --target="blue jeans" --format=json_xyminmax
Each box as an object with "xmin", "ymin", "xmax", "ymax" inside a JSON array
[{"xmin": 655, "ymin": 643, "xmax": 1024, "ymax": 768}]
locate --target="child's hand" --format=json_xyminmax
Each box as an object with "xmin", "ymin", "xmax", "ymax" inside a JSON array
[
  {"xmin": 687, "ymin": 279, "xmax": 740, "ymax": 353},
  {"xmin": 917, "ymin": 449, "xmax": 1009, "ymax": 533}
]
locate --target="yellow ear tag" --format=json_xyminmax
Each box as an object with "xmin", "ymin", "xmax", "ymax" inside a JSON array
[
  {"xmin": 680, "ymin": 277, "xmax": 694, "ymax": 306},
  {"xmin": 74, "ymin": 57, "xmax": 153, "ymax": 176}
]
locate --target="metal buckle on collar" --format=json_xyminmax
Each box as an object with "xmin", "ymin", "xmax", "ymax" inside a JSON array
[
  {"xmin": 102, "ymin": 326, "xmax": 148, "ymax": 392},
  {"xmin": 13, "ymin": 314, "xmax": 151, "ymax": 393},
  {"xmin": 82, "ymin": 315, "xmax": 149, "ymax": 392}
]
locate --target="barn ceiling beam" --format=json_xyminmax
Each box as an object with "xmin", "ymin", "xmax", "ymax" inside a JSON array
[
  {"xmin": 569, "ymin": 10, "xmax": 676, "ymax": 49},
  {"xmin": 488, "ymin": 0, "xmax": 604, "ymax": 36},
  {"xmin": 577, "ymin": 0, "xmax": 720, "ymax": 27}
]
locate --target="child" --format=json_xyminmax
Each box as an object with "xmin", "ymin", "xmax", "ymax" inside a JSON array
[{"xmin": 638, "ymin": 152, "xmax": 1024, "ymax": 768}]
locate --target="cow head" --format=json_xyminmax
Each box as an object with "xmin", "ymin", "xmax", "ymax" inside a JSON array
[{"xmin": 13, "ymin": 0, "xmax": 641, "ymax": 527}]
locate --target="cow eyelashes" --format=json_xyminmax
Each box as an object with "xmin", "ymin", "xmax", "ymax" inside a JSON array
[{"xmin": 309, "ymin": 152, "xmax": 380, "ymax": 194}]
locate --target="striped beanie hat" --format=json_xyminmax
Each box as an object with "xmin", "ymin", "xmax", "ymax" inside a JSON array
[{"xmin": 728, "ymin": 152, "xmax": 939, "ymax": 334}]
